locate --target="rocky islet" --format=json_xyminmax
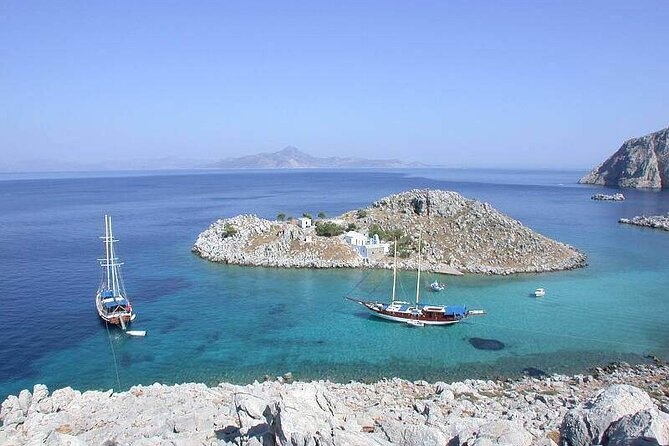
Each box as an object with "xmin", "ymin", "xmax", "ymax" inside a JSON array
[
  {"xmin": 193, "ymin": 189, "xmax": 586, "ymax": 275},
  {"xmin": 591, "ymin": 193, "xmax": 625, "ymax": 201},
  {"xmin": 619, "ymin": 213, "xmax": 669, "ymax": 231}
]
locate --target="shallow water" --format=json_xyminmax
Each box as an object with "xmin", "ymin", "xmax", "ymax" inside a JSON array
[{"xmin": 0, "ymin": 168, "xmax": 667, "ymax": 399}]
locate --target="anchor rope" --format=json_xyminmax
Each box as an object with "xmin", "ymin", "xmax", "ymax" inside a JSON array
[{"xmin": 105, "ymin": 321, "xmax": 122, "ymax": 390}]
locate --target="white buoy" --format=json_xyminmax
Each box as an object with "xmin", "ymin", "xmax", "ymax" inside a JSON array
[{"xmin": 126, "ymin": 330, "xmax": 146, "ymax": 337}]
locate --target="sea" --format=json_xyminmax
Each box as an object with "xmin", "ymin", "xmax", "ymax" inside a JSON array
[{"xmin": 1, "ymin": 168, "xmax": 668, "ymax": 400}]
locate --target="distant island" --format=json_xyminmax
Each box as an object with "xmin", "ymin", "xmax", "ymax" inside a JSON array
[
  {"xmin": 1, "ymin": 147, "xmax": 424, "ymax": 173},
  {"xmin": 208, "ymin": 146, "xmax": 425, "ymax": 169},
  {"xmin": 193, "ymin": 189, "xmax": 586, "ymax": 275},
  {"xmin": 580, "ymin": 126, "xmax": 669, "ymax": 189}
]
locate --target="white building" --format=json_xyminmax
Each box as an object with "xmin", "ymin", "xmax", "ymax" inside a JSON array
[
  {"xmin": 298, "ymin": 217, "xmax": 312, "ymax": 229},
  {"xmin": 344, "ymin": 231, "xmax": 391, "ymax": 260},
  {"xmin": 344, "ymin": 231, "xmax": 368, "ymax": 246}
]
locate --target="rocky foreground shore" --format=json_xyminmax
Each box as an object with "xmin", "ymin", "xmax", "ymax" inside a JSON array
[
  {"xmin": 1, "ymin": 362, "xmax": 667, "ymax": 446},
  {"xmin": 193, "ymin": 189, "xmax": 586, "ymax": 275},
  {"xmin": 619, "ymin": 213, "xmax": 669, "ymax": 231}
]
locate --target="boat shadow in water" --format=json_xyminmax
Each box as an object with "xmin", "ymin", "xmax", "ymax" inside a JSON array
[{"xmin": 468, "ymin": 337, "xmax": 505, "ymax": 351}]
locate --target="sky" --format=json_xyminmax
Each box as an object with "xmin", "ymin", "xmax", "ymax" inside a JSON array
[{"xmin": 1, "ymin": 1, "xmax": 668, "ymax": 170}]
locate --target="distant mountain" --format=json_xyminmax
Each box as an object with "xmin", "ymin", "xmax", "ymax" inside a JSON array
[
  {"xmin": 579, "ymin": 126, "xmax": 669, "ymax": 189},
  {"xmin": 209, "ymin": 146, "xmax": 425, "ymax": 169}
]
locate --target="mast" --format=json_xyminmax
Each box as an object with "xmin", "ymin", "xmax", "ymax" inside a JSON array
[
  {"xmin": 104, "ymin": 215, "xmax": 111, "ymax": 290},
  {"xmin": 391, "ymin": 239, "xmax": 398, "ymax": 303},
  {"xmin": 109, "ymin": 215, "xmax": 118, "ymax": 296},
  {"xmin": 100, "ymin": 214, "xmax": 124, "ymax": 298},
  {"xmin": 415, "ymin": 231, "xmax": 422, "ymax": 306}
]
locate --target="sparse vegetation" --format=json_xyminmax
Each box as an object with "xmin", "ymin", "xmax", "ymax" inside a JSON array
[
  {"xmin": 368, "ymin": 224, "xmax": 414, "ymax": 257},
  {"xmin": 346, "ymin": 222, "xmax": 357, "ymax": 232},
  {"xmin": 356, "ymin": 209, "xmax": 367, "ymax": 219},
  {"xmin": 222, "ymin": 223, "xmax": 238, "ymax": 238},
  {"xmin": 276, "ymin": 212, "xmax": 286, "ymax": 221},
  {"xmin": 315, "ymin": 221, "xmax": 345, "ymax": 237},
  {"xmin": 317, "ymin": 211, "xmax": 326, "ymax": 219},
  {"xmin": 302, "ymin": 212, "xmax": 313, "ymax": 220}
]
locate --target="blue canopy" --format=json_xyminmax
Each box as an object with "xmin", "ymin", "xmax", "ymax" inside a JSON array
[
  {"xmin": 101, "ymin": 290, "xmax": 114, "ymax": 298},
  {"xmin": 445, "ymin": 306, "xmax": 466, "ymax": 316},
  {"xmin": 103, "ymin": 298, "xmax": 129, "ymax": 308}
]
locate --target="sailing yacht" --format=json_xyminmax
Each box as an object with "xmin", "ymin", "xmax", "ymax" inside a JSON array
[
  {"xmin": 95, "ymin": 215, "xmax": 136, "ymax": 329},
  {"xmin": 347, "ymin": 232, "xmax": 485, "ymax": 326}
]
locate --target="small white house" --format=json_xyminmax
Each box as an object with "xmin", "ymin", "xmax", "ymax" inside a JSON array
[
  {"xmin": 344, "ymin": 231, "xmax": 368, "ymax": 246},
  {"xmin": 298, "ymin": 217, "xmax": 312, "ymax": 229}
]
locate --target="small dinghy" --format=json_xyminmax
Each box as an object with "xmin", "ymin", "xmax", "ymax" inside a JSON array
[
  {"xmin": 406, "ymin": 320, "xmax": 425, "ymax": 327},
  {"xmin": 533, "ymin": 288, "xmax": 546, "ymax": 297},
  {"xmin": 429, "ymin": 280, "xmax": 446, "ymax": 292},
  {"xmin": 126, "ymin": 330, "xmax": 146, "ymax": 337}
]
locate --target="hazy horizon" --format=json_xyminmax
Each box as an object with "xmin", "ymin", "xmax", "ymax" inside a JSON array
[{"xmin": 2, "ymin": 1, "xmax": 668, "ymax": 171}]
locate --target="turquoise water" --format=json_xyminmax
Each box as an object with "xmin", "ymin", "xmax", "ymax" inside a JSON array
[{"xmin": 0, "ymin": 169, "xmax": 667, "ymax": 400}]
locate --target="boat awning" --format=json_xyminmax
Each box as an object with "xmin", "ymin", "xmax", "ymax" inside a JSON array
[
  {"xmin": 101, "ymin": 290, "xmax": 114, "ymax": 298},
  {"xmin": 103, "ymin": 298, "xmax": 129, "ymax": 308},
  {"xmin": 445, "ymin": 306, "xmax": 466, "ymax": 316}
]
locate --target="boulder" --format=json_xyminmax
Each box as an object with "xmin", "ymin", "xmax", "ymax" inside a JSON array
[
  {"xmin": 263, "ymin": 399, "xmax": 333, "ymax": 446},
  {"xmin": 44, "ymin": 431, "xmax": 87, "ymax": 446},
  {"xmin": 453, "ymin": 419, "xmax": 533, "ymax": 446},
  {"xmin": 18, "ymin": 389, "xmax": 32, "ymax": 415},
  {"xmin": 560, "ymin": 385, "xmax": 655, "ymax": 446},
  {"xmin": 606, "ymin": 408, "xmax": 669, "ymax": 446},
  {"xmin": 378, "ymin": 421, "xmax": 450, "ymax": 446},
  {"xmin": 332, "ymin": 430, "xmax": 394, "ymax": 446}
]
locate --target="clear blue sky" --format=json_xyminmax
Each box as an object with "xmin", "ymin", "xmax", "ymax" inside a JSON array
[{"xmin": 1, "ymin": 1, "xmax": 667, "ymax": 169}]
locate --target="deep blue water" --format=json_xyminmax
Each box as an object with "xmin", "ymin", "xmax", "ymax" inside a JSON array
[{"xmin": 1, "ymin": 168, "xmax": 668, "ymax": 400}]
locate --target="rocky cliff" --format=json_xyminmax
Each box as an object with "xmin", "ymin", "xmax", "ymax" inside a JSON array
[
  {"xmin": 193, "ymin": 189, "xmax": 586, "ymax": 275},
  {"xmin": 1, "ymin": 363, "xmax": 668, "ymax": 446},
  {"xmin": 580, "ymin": 126, "xmax": 669, "ymax": 188}
]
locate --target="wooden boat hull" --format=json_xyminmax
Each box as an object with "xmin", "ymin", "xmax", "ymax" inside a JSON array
[
  {"xmin": 356, "ymin": 300, "xmax": 463, "ymax": 326},
  {"xmin": 97, "ymin": 312, "xmax": 133, "ymax": 326},
  {"xmin": 95, "ymin": 294, "xmax": 133, "ymax": 326}
]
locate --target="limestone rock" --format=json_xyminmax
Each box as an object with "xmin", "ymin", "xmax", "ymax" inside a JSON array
[
  {"xmin": 560, "ymin": 384, "xmax": 655, "ymax": 446},
  {"xmin": 606, "ymin": 408, "xmax": 669, "ymax": 446},
  {"xmin": 619, "ymin": 213, "xmax": 669, "ymax": 231},
  {"xmin": 378, "ymin": 421, "xmax": 449, "ymax": 446},
  {"xmin": 193, "ymin": 190, "xmax": 586, "ymax": 275},
  {"xmin": 2, "ymin": 364, "xmax": 668, "ymax": 446},
  {"xmin": 591, "ymin": 193, "xmax": 625, "ymax": 201},
  {"xmin": 580, "ymin": 126, "xmax": 669, "ymax": 188}
]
